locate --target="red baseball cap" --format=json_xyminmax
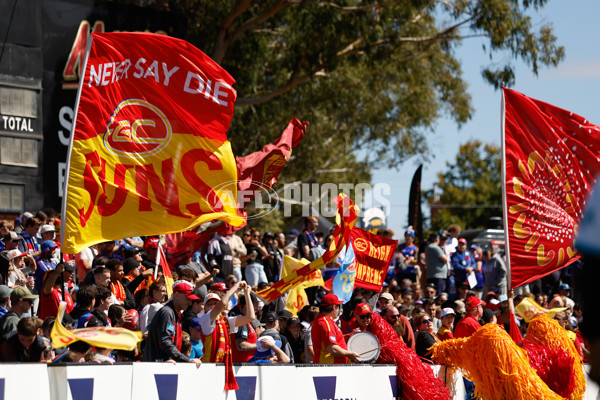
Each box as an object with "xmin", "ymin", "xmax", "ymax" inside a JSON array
[
  {"xmin": 465, "ymin": 296, "xmax": 485, "ymax": 310},
  {"xmin": 458, "ymin": 238, "xmax": 467, "ymax": 244},
  {"xmin": 484, "ymin": 299, "xmax": 501, "ymax": 310},
  {"xmin": 144, "ymin": 237, "xmax": 159, "ymax": 251},
  {"xmin": 354, "ymin": 303, "xmax": 372, "ymax": 316},
  {"xmin": 321, "ymin": 293, "xmax": 343, "ymax": 306},
  {"xmin": 172, "ymin": 280, "xmax": 200, "ymax": 300},
  {"xmin": 211, "ymin": 282, "xmax": 227, "ymax": 291}
]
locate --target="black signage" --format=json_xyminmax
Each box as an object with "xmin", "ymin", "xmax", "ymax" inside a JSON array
[{"xmin": 41, "ymin": 0, "xmax": 185, "ymax": 208}]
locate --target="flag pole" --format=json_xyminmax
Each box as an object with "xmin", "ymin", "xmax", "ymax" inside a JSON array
[
  {"xmin": 500, "ymin": 88, "xmax": 512, "ymax": 290},
  {"xmin": 154, "ymin": 236, "xmax": 162, "ymax": 281},
  {"xmin": 59, "ymin": 34, "xmax": 94, "ymax": 254}
]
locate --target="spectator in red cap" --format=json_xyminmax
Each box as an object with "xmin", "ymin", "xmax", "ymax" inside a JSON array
[
  {"xmin": 454, "ymin": 296, "xmax": 484, "ymax": 339},
  {"xmin": 142, "ymin": 280, "xmax": 202, "ymax": 366},
  {"xmin": 142, "ymin": 237, "xmax": 159, "ymax": 269},
  {"xmin": 311, "ymin": 294, "xmax": 359, "ymax": 364},
  {"xmin": 354, "ymin": 303, "xmax": 373, "ymax": 331}
]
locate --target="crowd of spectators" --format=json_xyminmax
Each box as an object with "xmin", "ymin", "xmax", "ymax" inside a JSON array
[{"xmin": 0, "ymin": 212, "xmax": 587, "ymax": 372}]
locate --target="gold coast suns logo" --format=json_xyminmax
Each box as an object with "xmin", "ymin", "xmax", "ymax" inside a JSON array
[
  {"xmin": 103, "ymin": 99, "xmax": 172, "ymax": 158},
  {"xmin": 353, "ymin": 238, "xmax": 369, "ymax": 253}
]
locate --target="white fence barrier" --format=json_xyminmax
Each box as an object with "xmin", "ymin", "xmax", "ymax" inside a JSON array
[{"xmin": 0, "ymin": 363, "xmax": 596, "ymax": 399}]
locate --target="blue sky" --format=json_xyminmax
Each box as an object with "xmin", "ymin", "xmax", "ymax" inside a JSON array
[{"xmin": 368, "ymin": 0, "xmax": 600, "ymax": 236}]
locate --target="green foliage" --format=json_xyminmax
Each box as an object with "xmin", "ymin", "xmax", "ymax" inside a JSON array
[{"xmin": 427, "ymin": 140, "xmax": 502, "ymax": 230}]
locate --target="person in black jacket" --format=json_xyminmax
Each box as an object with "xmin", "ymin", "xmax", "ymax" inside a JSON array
[
  {"xmin": 69, "ymin": 285, "xmax": 104, "ymax": 328},
  {"xmin": 142, "ymin": 280, "xmax": 202, "ymax": 366}
]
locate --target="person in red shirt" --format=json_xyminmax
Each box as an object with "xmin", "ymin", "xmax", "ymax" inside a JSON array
[
  {"xmin": 454, "ymin": 296, "xmax": 483, "ymax": 338},
  {"xmin": 311, "ymin": 293, "xmax": 359, "ymax": 364},
  {"xmin": 39, "ymin": 263, "xmax": 74, "ymax": 320}
]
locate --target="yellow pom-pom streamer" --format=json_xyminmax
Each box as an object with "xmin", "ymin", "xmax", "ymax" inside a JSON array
[
  {"xmin": 525, "ymin": 314, "xmax": 585, "ymax": 400},
  {"xmin": 431, "ymin": 323, "xmax": 564, "ymax": 400}
]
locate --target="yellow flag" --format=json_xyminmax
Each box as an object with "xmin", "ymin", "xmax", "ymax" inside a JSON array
[
  {"xmin": 285, "ymin": 286, "xmax": 309, "ymax": 317},
  {"xmin": 515, "ymin": 296, "xmax": 567, "ymax": 323},
  {"xmin": 280, "ymin": 256, "xmax": 325, "ymax": 316},
  {"xmin": 51, "ymin": 302, "xmax": 142, "ymax": 350}
]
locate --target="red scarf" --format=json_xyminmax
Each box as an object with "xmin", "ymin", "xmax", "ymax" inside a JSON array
[
  {"xmin": 203, "ymin": 315, "xmax": 238, "ymax": 390},
  {"xmin": 110, "ymin": 281, "xmax": 126, "ymax": 301},
  {"xmin": 175, "ymin": 312, "xmax": 182, "ymax": 351}
]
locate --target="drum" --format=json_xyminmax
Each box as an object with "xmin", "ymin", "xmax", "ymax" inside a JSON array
[{"xmin": 347, "ymin": 331, "xmax": 381, "ymax": 363}]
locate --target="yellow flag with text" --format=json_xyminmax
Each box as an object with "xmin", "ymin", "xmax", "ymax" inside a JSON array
[{"xmin": 51, "ymin": 303, "xmax": 142, "ymax": 350}]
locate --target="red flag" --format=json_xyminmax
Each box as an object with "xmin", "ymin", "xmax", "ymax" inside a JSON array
[
  {"xmin": 351, "ymin": 227, "xmax": 397, "ymax": 291},
  {"xmin": 236, "ymin": 118, "xmax": 308, "ymax": 195},
  {"xmin": 156, "ymin": 242, "xmax": 174, "ymax": 297},
  {"xmin": 503, "ymin": 88, "xmax": 600, "ymax": 288},
  {"xmin": 163, "ymin": 223, "xmax": 232, "ymax": 269}
]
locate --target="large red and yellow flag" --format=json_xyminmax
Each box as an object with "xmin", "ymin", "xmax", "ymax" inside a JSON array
[
  {"xmin": 61, "ymin": 32, "xmax": 244, "ymax": 254},
  {"xmin": 503, "ymin": 88, "xmax": 600, "ymax": 288},
  {"xmin": 258, "ymin": 194, "xmax": 359, "ymax": 302}
]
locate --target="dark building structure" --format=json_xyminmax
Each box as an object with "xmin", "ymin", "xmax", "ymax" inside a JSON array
[{"xmin": 0, "ymin": 0, "xmax": 183, "ymax": 220}]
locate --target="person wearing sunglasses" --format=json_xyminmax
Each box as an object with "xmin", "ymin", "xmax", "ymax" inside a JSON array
[
  {"xmin": 353, "ymin": 303, "xmax": 373, "ymax": 331},
  {"xmin": 414, "ymin": 312, "xmax": 441, "ymax": 362}
]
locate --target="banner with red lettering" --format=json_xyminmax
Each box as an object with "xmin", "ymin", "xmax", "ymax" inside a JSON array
[
  {"xmin": 351, "ymin": 228, "xmax": 397, "ymax": 291},
  {"xmin": 61, "ymin": 32, "xmax": 245, "ymax": 254},
  {"xmin": 503, "ymin": 88, "xmax": 600, "ymax": 288}
]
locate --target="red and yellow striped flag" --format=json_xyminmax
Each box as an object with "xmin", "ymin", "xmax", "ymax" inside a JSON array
[{"xmin": 258, "ymin": 194, "xmax": 359, "ymax": 301}]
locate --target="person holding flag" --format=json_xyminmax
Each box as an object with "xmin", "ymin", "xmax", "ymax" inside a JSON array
[
  {"xmin": 332, "ymin": 239, "xmax": 356, "ymax": 304},
  {"xmin": 199, "ymin": 281, "xmax": 255, "ymax": 390}
]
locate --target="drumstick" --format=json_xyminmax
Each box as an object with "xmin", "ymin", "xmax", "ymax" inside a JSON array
[
  {"xmin": 357, "ymin": 347, "xmax": 380, "ymax": 356},
  {"xmin": 355, "ymin": 341, "xmax": 390, "ymax": 356}
]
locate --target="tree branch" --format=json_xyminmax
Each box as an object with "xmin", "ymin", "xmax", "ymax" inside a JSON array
[
  {"xmin": 236, "ymin": 68, "xmax": 320, "ymax": 106},
  {"xmin": 236, "ymin": 10, "xmax": 477, "ymax": 106},
  {"xmin": 317, "ymin": 1, "xmax": 398, "ymax": 12},
  {"xmin": 229, "ymin": 0, "xmax": 290, "ymax": 44},
  {"xmin": 212, "ymin": 0, "xmax": 252, "ymax": 63}
]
